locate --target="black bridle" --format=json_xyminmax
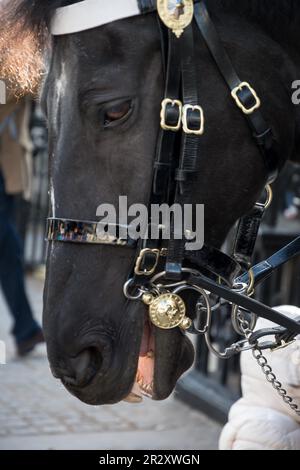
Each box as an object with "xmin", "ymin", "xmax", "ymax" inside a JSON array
[{"xmin": 47, "ymin": 1, "xmax": 300, "ymax": 353}]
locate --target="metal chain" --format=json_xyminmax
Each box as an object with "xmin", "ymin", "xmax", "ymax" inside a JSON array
[
  {"xmin": 236, "ymin": 309, "xmax": 253, "ymax": 338},
  {"xmin": 236, "ymin": 298, "xmax": 300, "ymax": 417},
  {"xmin": 252, "ymin": 346, "xmax": 300, "ymax": 417}
]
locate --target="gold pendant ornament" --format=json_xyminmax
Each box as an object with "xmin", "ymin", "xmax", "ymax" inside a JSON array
[
  {"xmin": 143, "ymin": 292, "xmax": 192, "ymax": 330},
  {"xmin": 157, "ymin": 0, "xmax": 194, "ymax": 38}
]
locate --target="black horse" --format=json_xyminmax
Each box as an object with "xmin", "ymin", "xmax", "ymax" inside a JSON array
[{"xmin": 3, "ymin": 0, "xmax": 300, "ymax": 405}]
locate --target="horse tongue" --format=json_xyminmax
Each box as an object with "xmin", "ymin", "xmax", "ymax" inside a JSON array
[
  {"xmin": 123, "ymin": 382, "xmax": 143, "ymax": 403},
  {"xmin": 140, "ymin": 320, "xmax": 150, "ymax": 356}
]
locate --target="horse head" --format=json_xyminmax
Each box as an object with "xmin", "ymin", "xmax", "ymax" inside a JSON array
[{"xmin": 4, "ymin": 0, "xmax": 300, "ymax": 405}]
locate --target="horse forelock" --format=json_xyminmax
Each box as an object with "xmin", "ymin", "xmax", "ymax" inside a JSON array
[{"xmin": 0, "ymin": 0, "xmax": 46, "ymax": 96}]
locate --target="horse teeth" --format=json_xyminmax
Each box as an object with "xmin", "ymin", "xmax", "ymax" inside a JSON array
[
  {"xmin": 123, "ymin": 392, "xmax": 143, "ymax": 403},
  {"xmin": 135, "ymin": 375, "xmax": 154, "ymax": 396}
]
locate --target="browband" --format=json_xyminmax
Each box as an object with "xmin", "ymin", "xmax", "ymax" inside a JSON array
[
  {"xmin": 51, "ymin": 0, "xmax": 200, "ymax": 36},
  {"xmin": 51, "ymin": 0, "xmax": 140, "ymax": 36}
]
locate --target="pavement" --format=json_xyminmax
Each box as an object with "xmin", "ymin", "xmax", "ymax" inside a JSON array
[{"xmin": 0, "ymin": 275, "xmax": 222, "ymax": 450}]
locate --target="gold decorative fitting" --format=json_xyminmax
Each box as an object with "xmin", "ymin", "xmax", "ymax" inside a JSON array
[
  {"xmin": 182, "ymin": 104, "xmax": 205, "ymax": 135},
  {"xmin": 134, "ymin": 248, "xmax": 160, "ymax": 276},
  {"xmin": 231, "ymin": 82, "xmax": 261, "ymax": 115},
  {"xmin": 263, "ymin": 184, "xmax": 273, "ymax": 210},
  {"xmin": 160, "ymin": 98, "xmax": 182, "ymax": 131},
  {"xmin": 157, "ymin": 0, "xmax": 194, "ymax": 38},
  {"xmin": 180, "ymin": 317, "xmax": 193, "ymax": 331},
  {"xmin": 148, "ymin": 292, "xmax": 188, "ymax": 330},
  {"xmin": 142, "ymin": 293, "xmax": 155, "ymax": 306}
]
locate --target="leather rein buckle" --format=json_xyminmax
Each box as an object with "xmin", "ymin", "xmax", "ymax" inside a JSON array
[
  {"xmin": 160, "ymin": 99, "xmax": 205, "ymax": 135},
  {"xmin": 160, "ymin": 98, "xmax": 182, "ymax": 131},
  {"xmin": 134, "ymin": 248, "xmax": 161, "ymax": 276},
  {"xmin": 182, "ymin": 104, "xmax": 205, "ymax": 135},
  {"xmin": 231, "ymin": 81, "xmax": 261, "ymax": 115}
]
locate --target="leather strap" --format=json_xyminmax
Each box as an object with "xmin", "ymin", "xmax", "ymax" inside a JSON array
[
  {"xmin": 137, "ymin": 0, "xmax": 157, "ymax": 13},
  {"xmin": 232, "ymin": 202, "xmax": 266, "ymax": 270},
  {"xmin": 249, "ymin": 323, "xmax": 300, "ymax": 348},
  {"xmin": 166, "ymin": 24, "xmax": 202, "ymax": 279},
  {"xmin": 185, "ymin": 245, "xmax": 241, "ymax": 286},
  {"xmin": 153, "ymin": 29, "xmax": 181, "ymax": 200},
  {"xmin": 194, "ymin": 1, "xmax": 281, "ymax": 183},
  {"xmin": 237, "ymin": 236, "xmax": 300, "ymax": 287}
]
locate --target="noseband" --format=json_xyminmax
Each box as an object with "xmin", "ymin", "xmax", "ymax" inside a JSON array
[{"xmin": 47, "ymin": 1, "xmax": 300, "ymax": 411}]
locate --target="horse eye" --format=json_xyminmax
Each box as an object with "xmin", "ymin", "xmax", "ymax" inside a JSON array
[{"xmin": 103, "ymin": 100, "xmax": 132, "ymax": 127}]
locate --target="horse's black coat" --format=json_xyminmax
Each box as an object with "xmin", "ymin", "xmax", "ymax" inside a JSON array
[{"xmin": 8, "ymin": 0, "xmax": 300, "ymax": 405}]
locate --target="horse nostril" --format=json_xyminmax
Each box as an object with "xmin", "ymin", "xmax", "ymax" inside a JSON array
[
  {"xmin": 64, "ymin": 347, "xmax": 104, "ymax": 388},
  {"xmin": 69, "ymin": 349, "xmax": 92, "ymax": 377}
]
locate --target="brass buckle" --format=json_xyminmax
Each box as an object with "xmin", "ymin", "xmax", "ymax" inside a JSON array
[
  {"xmin": 182, "ymin": 104, "xmax": 205, "ymax": 135},
  {"xmin": 134, "ymin": 248, "xmax": 160, "ymax": 276},
  {"xmin": 231, "ymin": 82, "xmax": 261, "ymax": 115},
  {"xmin": 160, "ymin": 98, "xmax": 182, "ymax": 131},
  {"xmin": 263, "ymin": 184, "xmax": 273, "ymax": 210}
]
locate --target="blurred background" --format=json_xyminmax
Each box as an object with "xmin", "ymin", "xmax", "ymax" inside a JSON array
[{"xmin": 0, "ymin": 98, "xmax": 299, "ymax": 450}]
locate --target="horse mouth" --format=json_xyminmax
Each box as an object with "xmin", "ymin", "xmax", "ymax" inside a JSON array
[
  {"xmin": 51, "ymin": 306, "xmax": 194, "ymax": 405},
  {"xmin": 124, "ymin": 316, "xmax": 155, "ymax": 403}
]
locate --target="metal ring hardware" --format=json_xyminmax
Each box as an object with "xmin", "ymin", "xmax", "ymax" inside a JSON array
[
  {"xmin": 123, "ymin": 279, "xmax": 146, "ymax": 300},
  {"xmin": 173, "ymin": 284, "xmax": 211, "ymax": 334}
]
